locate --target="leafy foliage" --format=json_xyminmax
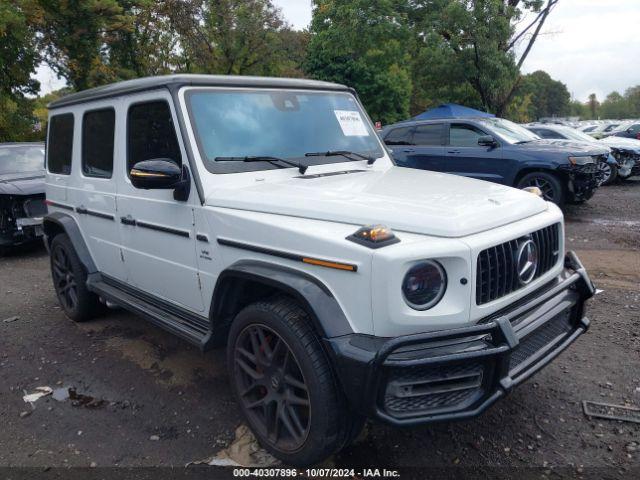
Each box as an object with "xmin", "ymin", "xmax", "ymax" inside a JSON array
[
  {"xmin": 0, "ymin": 0, "xmax": 41, "ymax": 141},
  {"xmin": 305, "ymin": 0, "xmax": 413, "ymax": 124}
]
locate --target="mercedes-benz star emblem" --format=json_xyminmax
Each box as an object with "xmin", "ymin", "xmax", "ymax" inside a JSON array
[{"xmin": 516, "ymin": 239, "xmax": 538, "ymax": 285}]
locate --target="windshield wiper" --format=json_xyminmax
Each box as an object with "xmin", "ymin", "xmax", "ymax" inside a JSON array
[
  {"xmin": 304, "ymin": 150, "xmax": 378, "ymax": 165},
  {"xmin": 214, "ymin": 156, "xmax": 308, "ymax": 174}
]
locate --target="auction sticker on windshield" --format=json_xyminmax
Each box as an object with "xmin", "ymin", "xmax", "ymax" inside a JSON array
[{"xmin": 334, "ymin": 110, "xmax": 369, "ymax": 136}]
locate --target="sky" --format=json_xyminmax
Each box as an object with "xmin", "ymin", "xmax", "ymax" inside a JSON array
[{"xmin": 36, "ymin": 0, "xmax": 639, "ymax": 102}]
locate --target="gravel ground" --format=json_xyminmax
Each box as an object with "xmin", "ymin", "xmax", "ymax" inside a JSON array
[{"xmin": 0, "ymin": 180, "xmax": 639, "ymax": 479}]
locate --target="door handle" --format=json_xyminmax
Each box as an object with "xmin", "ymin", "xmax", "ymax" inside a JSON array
[
  {"xmin": 447, "ymin": 149, "xmax": 461, "ymax": 154},
  {"xmin": 121, "ymin": 215, "xmax": 136, "ymax": 226},
  {"xmin": 403, "ymin": 148, "xmax": 415, "ymax": 153}
]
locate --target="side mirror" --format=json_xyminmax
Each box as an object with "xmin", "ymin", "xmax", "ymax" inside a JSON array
[
  {"xmin": 130, "ymin": 159, "xmax": 191, "ymax": 201},
  {"xmin": 478, "ymin": 135, "xmax": 497, "ymax": 147}
]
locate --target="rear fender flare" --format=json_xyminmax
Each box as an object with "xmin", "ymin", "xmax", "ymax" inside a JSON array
[{"xmin": 43, "ymin": 212, "xmax": 97, "ymax": 273}]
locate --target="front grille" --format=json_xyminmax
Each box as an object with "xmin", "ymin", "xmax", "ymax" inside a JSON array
[
  {"xmin": 383, "ymin": 362, "xmax": 485, "ymax": 417},
  {"xmin": 476, "ymin": 223, "xmax": 560, "ymax": 305},
  {"xmin": 509, "ymin": 308, "xmax": 573, "ymax": 372}
]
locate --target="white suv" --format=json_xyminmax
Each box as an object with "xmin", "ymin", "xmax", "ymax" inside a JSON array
[{"xmin": 44, "ymin": 75, "xmax": 595, "ymax": 466}]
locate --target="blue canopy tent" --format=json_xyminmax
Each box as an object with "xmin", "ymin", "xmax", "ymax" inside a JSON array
[{"xmin": 413, "ymin": 103, "xmax": 495, "ymax": 120}]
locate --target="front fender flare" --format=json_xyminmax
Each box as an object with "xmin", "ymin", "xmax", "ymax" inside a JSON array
[{"xmin": 209, "ymin": 260, "xmax": 354, "ymax": 343}]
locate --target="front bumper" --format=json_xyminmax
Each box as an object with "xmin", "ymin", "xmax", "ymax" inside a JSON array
[
  {"xmin": 326, "ymin": 251, "xmax": 595, "ymax": 426},
  {"xmin": 0, "ymin": 217, "xmax": 44, "ymax": 247}
]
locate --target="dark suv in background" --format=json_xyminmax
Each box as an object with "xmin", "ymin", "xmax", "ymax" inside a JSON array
[
  {"xmin": 381, "ymin": 117, "xmax": 605, "ymax": 206},
  {"xmin": 0, "ymin": 143, "xmax": 47, "ymax": 253}
]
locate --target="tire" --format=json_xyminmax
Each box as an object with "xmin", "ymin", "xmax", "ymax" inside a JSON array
[
  {"xmin": 516, "ymin": 171, "xmax": 565, "ymax": 206},
  {"xmin": 597, "ymin": 160, "xmax": 617, "ymax": 186},
  {"xmin": 227, "ymin": 296, "xmax": 360, "ymax": 466},
  {"xmin": 49, "ymin": 233, "xmax": 101, "ymax": 322}
]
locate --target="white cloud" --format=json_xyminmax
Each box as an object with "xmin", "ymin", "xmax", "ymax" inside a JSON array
[{"xmin": 518, "ymin": 0, "xmax": 640, "ymax": 101}]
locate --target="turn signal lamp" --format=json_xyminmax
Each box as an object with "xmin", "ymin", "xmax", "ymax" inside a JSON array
[{"xmin": 347, "ymin": 225, "xmax": 400, "ymax": 249}]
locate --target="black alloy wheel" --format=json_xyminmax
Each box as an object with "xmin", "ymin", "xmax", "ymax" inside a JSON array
[
  {"xmin": 523, "ymin": 176, "xmax": 556, "ymax": 202},
  {"xmin": 49, "ymin": 234, "xmax": 102, "ymax": 322},
  {"xmin": 51, "ymin": 243, "xmax": 78, "ymax": 311},
  {"xmin": 596, "ymin": 160, "xmax": 617, "ymax": 186},
  {"xmin": 517, "ymin": 171, "xmax": 565, "ymax": 206},
  {"xmin": 233, "ymin": 324, "xmax": 311, "ymax": 452}
]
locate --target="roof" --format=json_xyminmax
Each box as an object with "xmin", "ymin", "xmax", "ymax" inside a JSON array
[
  {"xmin": 49, "ymin": 74, "xmax": 351, "ymax": 109},
  {"xmin": 0, "ymin": 142, "xmax": 45, "ymax": 147},
  {"xmin": 413, "ymin": 103, "xmax": 494, "ymax": 120}
]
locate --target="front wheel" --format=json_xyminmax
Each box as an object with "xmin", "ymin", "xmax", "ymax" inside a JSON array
[
  {"xmin": 597, "ymin": 161, "xmax": 617, "ymax": 186},
  {"xmin": 227, "ymin": 297, "xmax": 359, "ymax": 466},
  {"xmin": 517, "ymin": 171, "xmax": 565, "ymax": 206}
]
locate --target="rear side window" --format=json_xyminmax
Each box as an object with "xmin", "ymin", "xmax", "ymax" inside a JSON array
[
  {"xmin": 413, "ymin": 124, "xmax": 443, "ymax": 146},
  {"xmin": 47, "ymin": 113, "xmax": 74, "ymax": 175},
  {"xmin": 82, "ymin": 109, "xmax": 115, "ymax": 178},
  {"xmin": 449, "ymin": 124, "xmax": 487, "ymax": 147},
  {"xmin": 384, "ymin": 127, "xmax": 414, "ymax": 145},
  {"xmin": 127, "ymin": 101, "xmax": 182, "ymax": 172}
]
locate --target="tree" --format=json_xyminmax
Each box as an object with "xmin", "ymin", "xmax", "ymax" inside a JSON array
[
  {"xmin": 169, "ymin": 0, "xmax": 293, "ymax": 76},
  {"xmin": 108, "ymin": 1, "xmax": 183, "ymax": 79},
  {"xmin": 588, "ymin": 93, "xmax": 599, "ymax": 119},
  {"xmin": 306, "ymin": 0, "xmax": 413, "ymax": 124},
  {"xmin": 511, "ymin": 70, "xmax": 571, "ymax": 120},
  {"xmin": 409, "ymin": 0, "xmax": 559, "ymax": 116},
  {"xmin": 0, "ymin": 0, "xmax": 41, "ymax": 141},
  {"xmin": 37, "ymin": 0, "xmax": 135, "ymax": 90}
]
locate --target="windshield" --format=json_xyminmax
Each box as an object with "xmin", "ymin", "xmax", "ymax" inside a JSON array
[
  {"xmin": 476, "ymin": 118, "xmax": 539, "ymax": 144},
  {"xmin": 0, "ymin": 145, "xmax": 45, "ymax": 175},
  {"xmin": 554, "ymin": 126, "xmax": 598, "ymax": 143},
  {"xmin": 186, "ymin": 89, "xmax": 384, "ymax": 173}
]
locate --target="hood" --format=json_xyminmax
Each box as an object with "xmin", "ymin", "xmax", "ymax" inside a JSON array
[
  {"xmin": 206, "ymin": 167, "xmax": 548, "ymax": 238},
  {"xmin": 599, "ymin": 136, "xmax": 640, "ymax": 153},
  {"xmin": 0, "ymin": 171, "xmax": 46, "ymax": 196},
  {"xmin": 522, "ymin": 140, "xmax": 609, "ymax": 156}
]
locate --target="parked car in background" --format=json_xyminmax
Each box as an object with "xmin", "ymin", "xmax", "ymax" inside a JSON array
[
  {"xmin": 581, "ymin": 122, "xmax": 621, "ymax": 139},
  {"xmin": 525, "ymin": 123, "xmax": 620, "ymax": 185},
  {"xmin": 0, "ymin": 143, "xmax": 47, "ymax": 253},
  {"xmin": 381, "ymin": 117, "xmax": 604, "ymax": 206},
  {"xmin": 604, "ymin": 120, "xmax": 640, "ymax": 140},
  {"xmin": 600, "ymin": 135, "xmax": 640, "ymax": 180}
]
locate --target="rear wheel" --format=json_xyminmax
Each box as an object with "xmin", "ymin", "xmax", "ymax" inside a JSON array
[
  {"xmin": 517, "ymin": 172, "xmax": 565, "ymax": 206},
  {"xmin": 227, "ymin": 297, "xmax": 359, "ymax": 466},
  {"xmin": 50, "ymin": 234, "xmax": 101, "ymax": 322}
]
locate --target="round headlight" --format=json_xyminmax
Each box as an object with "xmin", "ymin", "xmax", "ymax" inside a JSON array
[{"xmin": 402, "ymin": 261, "xmax": 447, "ymax": 310}]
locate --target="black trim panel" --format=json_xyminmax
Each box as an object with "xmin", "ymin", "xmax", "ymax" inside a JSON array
[
  {"xmin": 76, "ymin": 207, "xmax": 115, "ymax": 220},
  {"xmin": 46, "ymin": 201, "xmax": 74, "ymax": 211},
  {"xmin": 217, "ymin": 238, "xmax": 358, "ymax": 272},
  {"xmin": 119, "ymin": 216, "xmax": 190, "ymax": 238},
  {"xmin": 136, "ymin": 220, "xmax": 190, "ymax": 238}
]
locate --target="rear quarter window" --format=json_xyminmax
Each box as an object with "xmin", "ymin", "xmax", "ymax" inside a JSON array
[{"xmin": 47, "ymin": 113, "xmax": 74, "ymax": 175}]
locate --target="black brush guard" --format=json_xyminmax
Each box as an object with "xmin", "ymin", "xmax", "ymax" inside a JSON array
[{"xmin": 325, "ymin": 251, "xmax": 595, "ymax": 426}]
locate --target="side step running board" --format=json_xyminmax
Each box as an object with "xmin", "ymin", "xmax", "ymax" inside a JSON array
[{"xmin": 86, "ymin": 274, "xmax": 210, "ymax": 347}]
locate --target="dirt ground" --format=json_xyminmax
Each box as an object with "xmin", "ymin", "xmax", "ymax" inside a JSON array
[{"xmin": 1, "ymin": 180, "xmax": 639, "ymax": 479}]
